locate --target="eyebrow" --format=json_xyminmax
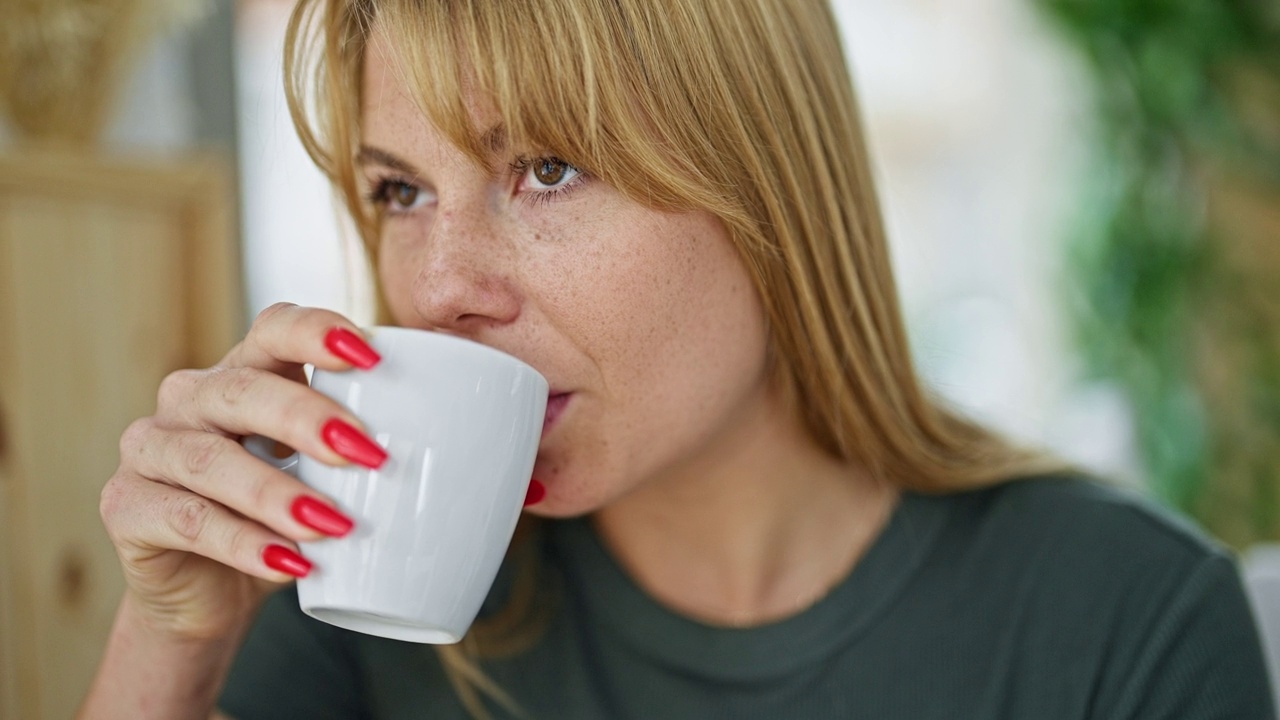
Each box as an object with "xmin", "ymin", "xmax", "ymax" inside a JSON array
[
  {"xmin": 356, "ymin": 145, "xmax": 419, "ymax": 174},
  {"xmin": 355, "ymin": 124, "xmax": 509, "ymax": 175}
]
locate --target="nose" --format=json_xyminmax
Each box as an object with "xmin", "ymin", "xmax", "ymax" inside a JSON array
[{"xmin": 405, "ymin": 208, "xmax": 523, "ymax": 333}]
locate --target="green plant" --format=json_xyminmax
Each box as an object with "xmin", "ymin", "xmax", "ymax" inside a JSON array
[{"xmin": 1035, "ymin": 0, "xmax": 1280, "ymax": 545}]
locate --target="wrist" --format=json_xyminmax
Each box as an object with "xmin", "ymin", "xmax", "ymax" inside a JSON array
[{"xmin": 78, "ymin": 594, "xmax": 251, "ymax": 720}]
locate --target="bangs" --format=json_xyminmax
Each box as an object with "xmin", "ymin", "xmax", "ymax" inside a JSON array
[
  {"xmin": 371, "ymin": 0, "xmax": 733, "ymax": 217},
  {"xmin": 377, "ymin": 0, "xmax": 599, "ymax": 167}
]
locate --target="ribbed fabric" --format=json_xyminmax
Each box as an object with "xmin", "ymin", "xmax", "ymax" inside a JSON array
[{"xmin": 220, "ymin": 476, "xmax": 1276, "ymax": 720}]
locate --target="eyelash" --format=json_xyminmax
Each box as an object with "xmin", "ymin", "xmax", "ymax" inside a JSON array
[{"xmin": 366, "ymin": 175, "xmax": 418, "ymax": 213}]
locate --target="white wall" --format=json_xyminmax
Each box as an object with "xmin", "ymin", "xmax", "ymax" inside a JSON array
[
  {"xmin": 234, "ymin": 0, "xmax": 373, "ymax": 326},
  {"xmin": 834, "ymin": 0, "xmax": 1141, "ymax": 484}
]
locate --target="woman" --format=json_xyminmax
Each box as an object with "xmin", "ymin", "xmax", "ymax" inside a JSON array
[{"xmin": 81, "ymin": 0, "xmax": 1273, "ymax": 718}]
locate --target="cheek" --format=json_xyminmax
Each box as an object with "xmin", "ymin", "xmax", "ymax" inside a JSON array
[
  {"xmin": 638, "ymin": 225, "xmax": 768, "ymax": 409},
  {"xmin": 377, "ymin": 244, "xmax": 415, "ymax": 322},
  {"xmin": 544, "ymin": 208, "xmax": 768, "ymax": 432},
  {"xmin": 374, "ymin": 221, "xmax": 473, "ymax": 325}
]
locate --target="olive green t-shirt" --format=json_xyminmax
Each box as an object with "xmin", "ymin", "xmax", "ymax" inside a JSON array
[{"xmin": 219, "ymin": 476, "xmax": 1275, "ymax": 719}]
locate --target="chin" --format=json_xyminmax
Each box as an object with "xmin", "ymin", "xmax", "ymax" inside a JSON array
[
  {"xmin": 526, "ymin": 457, "xmax": 618, "ymax": 519},
  {"xmin": 522, "ymin": 492, "xmax": 603, "ymax": 520}
]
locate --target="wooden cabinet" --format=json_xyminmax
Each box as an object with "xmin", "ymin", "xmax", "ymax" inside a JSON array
[{"xmin": 0, "ymin": 150, "xmax": 242, "ymax": 720}]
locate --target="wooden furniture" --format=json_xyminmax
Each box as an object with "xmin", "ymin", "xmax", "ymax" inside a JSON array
[{"xmin": 0, "ymin": 149, "xmax": 242, "ymax": 720}]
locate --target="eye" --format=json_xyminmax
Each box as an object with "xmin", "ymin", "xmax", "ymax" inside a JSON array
[
  {"xmin": 533, "ymin": 158, "xmax": 570, "ymax": 186},
  {"xmin": 390, "ymin": 182, "xmax": 420, "ymax": 209},
  {"xmin": 521, "ymin": 157, "xmax": 581, "ymax": 190},
  {"xmin": 368, "ymin": 177, "xmax": 432, "ymax": 215}
]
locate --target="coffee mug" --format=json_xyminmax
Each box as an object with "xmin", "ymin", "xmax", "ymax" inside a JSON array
[{"xmin": 247, "ymin": 327, "xmax": 547, "ymax": 643}]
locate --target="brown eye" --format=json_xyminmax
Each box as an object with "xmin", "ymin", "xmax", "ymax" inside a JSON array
[
  {"xmin": 532, "ymin": 158, "xmax": 568, "ymax": 186},
  {"xmin": 369, "ymin": 179, "xmax": 430, "ymax": 214},
  {"xmin": 392, "ymin": 183, "xmax": 419, "ymax": 208}
]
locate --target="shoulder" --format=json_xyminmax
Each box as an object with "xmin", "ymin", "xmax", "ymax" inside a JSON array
[
  {"xmin": 936, "ymin": 473, "xmax": 1229, "ymax": 570},
  {"xmin": 930, "ymin": 477, "xmax": 1275, "ymax": 719},
  {"xmin": 911, "ymin": 476, "xmax": 1274, "ymax": 712},
  {"xmin": 915, "ymin": 474, "xmax": 1244, "ymax": 636}
]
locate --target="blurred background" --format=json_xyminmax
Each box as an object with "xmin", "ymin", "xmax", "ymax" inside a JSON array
[{"xmin": 1, "ymin": 0, "xmax": 1277, "ymax": 717}]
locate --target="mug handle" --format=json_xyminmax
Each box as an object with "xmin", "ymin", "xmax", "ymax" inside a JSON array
[{"xmin": 241, "ymin": 434, "xmax": 301, "ymax": 477}]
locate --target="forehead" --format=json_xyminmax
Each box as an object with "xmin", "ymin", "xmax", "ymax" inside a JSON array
[{"xmin": 360, "ymin": 28, "xmax": 504, "ymax": 158}]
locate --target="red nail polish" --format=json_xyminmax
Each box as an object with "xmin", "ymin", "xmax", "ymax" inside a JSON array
[
  {"xmin": 322, "ymin": 418, "xmax": 388, "ymax": 469},
  {"xmin": 263, "ymin": 544, "xmax": 312, "ymax": 578},
  {"xmin": 524, "ymin": 479, "xmax": 545, "ymax": 506},
  {"xmin": 291, "ymin": 496, "xmax": 354, "ymax": 537},
  {"xmin": 324, "ymin": 327, "xmax": 381, "ymax": 370}
]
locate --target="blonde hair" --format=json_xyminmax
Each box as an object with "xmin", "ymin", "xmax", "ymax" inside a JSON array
[{"xmin": 284, "ymin": 0, "xmax": 1062, "ymax": 715}]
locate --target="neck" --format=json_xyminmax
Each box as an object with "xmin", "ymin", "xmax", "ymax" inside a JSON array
[{"xmin": 591, "ymin": 383, "xmax": 898, "ymax": 627}]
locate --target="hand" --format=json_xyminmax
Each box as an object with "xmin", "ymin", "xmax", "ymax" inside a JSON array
[{"xmin": 100, "ymin": 303, "xmax": 386, "ymax": 641}]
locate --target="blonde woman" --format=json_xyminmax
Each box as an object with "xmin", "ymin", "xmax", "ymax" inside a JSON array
[{"xmin": 81, "ymin": 0, "xmax": 1272, "ymax": 718}]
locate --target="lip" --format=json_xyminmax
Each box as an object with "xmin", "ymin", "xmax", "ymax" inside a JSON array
[{"xmin": 542, "ymin": 392, "xmax": 572, "ymax": 437}]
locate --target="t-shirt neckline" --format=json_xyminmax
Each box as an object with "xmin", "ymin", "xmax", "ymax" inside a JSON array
[{"xmin": 550, "ymin": 490, "xmax": 952, "ymax": 682}]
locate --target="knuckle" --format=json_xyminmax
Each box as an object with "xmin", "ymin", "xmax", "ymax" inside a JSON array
[
  {"xmin": 219, "ymin": 367, "xmax": 261, "ymax": 410},
  {"xmin": 156, "ymin": 368, "xmax": 199, "ymax": 411},
  {"xmin": 240, "ymin": 474, "xmax": 268, "ymax": 512},
  {"xmin": 224, "ymin": 523, "xmax": 255, "ymax": 568},
  {"xmin": 100, "ymin": 475, "xmax": 141, "ymax": 546},
  {"xmin": 254, "ymin": 302, "xmax": 297, "ymax": 327},
  {"xmin": 243, "ymin": 471, "xmax": 272, "ymax": 513},
  {"xmin": 99, "ymin": 475, "xmax": 127, "ymax": 526},
  {"xmin": 118, "ymin": 417, "xmax": 153, "ymax": 459},
  {"xmin": 171, "ymin": 495, "xmax": 216, "ymax": 544},
  {"xmin": 239, "ymin": 303, "xmax": 299, "ymax": 363},
  {"xmin": 184, "ymin": 433, "xmax": 228, "ymax": 478},
  {"xmin": 280, "ymin": 393, "xmax": 320, "ymax": 439}
]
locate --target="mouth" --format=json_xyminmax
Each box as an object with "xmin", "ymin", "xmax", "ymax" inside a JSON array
[{"xmin": 543, "ymin": 392, "xmax": 572, "ymax": 436}]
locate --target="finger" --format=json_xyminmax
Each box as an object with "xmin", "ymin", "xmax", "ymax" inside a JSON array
[
  {"xmin": 154, "ymin": 368, "xmax": 385, "ymax": 468},
  {"xmin": 126, "ymin": 427, "xmax": 355, "ymax": 542},
  {"xmin": 222, "ymin": 303, "xmax": 379, "ymax": 374},
  {"xmin": 102, "ymin": 473, "xmax": 310, "ymax": 583}
]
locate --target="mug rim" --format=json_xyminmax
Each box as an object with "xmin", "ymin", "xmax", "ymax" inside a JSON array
[{"xmin": 364, "ymin": 326, "xmax": 546, "ymax": 382}]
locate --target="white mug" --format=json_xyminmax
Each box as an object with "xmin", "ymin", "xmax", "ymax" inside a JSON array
[{"xmin": 249, "ymin": 327, "xmax": 547, "ymax": 643}]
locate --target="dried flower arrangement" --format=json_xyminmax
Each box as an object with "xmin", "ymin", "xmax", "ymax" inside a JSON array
[{"xmin": 0, "ymin": 0, "xmax": 209, "ymax": 146}]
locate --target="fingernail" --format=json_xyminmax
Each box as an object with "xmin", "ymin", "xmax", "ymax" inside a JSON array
[
  {"xmin": 322, "ymin": 418, "xmax": 388, "ymax": 469},
  {"xmin": 291, "ymin": 496, "xmax": 354, "ymax": 537},
  {"xmin": 324, "ymin": 327, "xmax": 381, "ymax": 369},
  {"xmin": 524, "ymin": 479, "xmax": 545, "ymax": 507},
  {"xmin": 263, "ymin": 544, "xmax": 312, "ymax": 578}
]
